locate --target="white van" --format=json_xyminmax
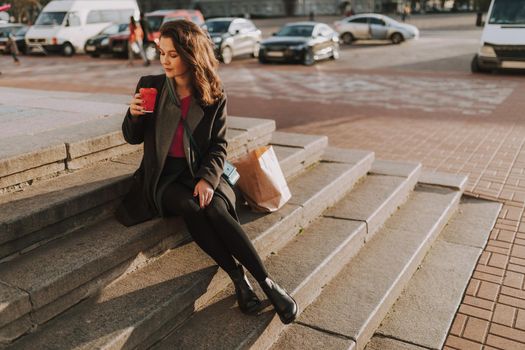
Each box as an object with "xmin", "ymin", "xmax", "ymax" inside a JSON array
[
  {"xmin": 472, "ymin": 0, "xmax": 525, "ymax": 72},
  {"xmin": 25, "ymin": 0, "xmax": 139, "ymax": 56}
]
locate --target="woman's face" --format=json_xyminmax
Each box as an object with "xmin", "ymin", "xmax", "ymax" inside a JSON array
[{"xmin": 159, "ymin": 36, "xmax": 189, "ymax": 79}]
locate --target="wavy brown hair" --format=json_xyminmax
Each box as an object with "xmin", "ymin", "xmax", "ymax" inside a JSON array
[{"xmin": 160, "ymin": 20, "xmax": 223, "ymax": 106}]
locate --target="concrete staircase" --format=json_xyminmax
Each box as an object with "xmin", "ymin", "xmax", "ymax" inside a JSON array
[{"xmin": 0, "ymin": 116, "xmax": 500, "ymax": 350}]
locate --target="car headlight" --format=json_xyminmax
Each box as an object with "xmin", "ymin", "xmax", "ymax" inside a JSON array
[
  {"xmin": 212, "ymin": 37, "xmax": 222, "ymax": 43},
  {"xmin": 101, "ymin": 38, "xmax": 109, "ymax": 46},
  {"xmin": 289, "ymin": 44, "xmax": 306, "ymax": 50},
  {"xmin": 479, "ymin": 45, "xmax": 496, "ymax": 57}
]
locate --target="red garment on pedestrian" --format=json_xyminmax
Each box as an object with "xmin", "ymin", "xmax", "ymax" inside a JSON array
[{"xmin": 168, "ymin": 95, "xmax": 192, "ymax": 158}]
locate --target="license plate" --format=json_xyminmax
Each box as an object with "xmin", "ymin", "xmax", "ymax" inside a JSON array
[
  {"xmin": 267, "ymin": 51, "xmax": 284, "ymax": 57},
  {"xmin": 113, "ymin": 47, "xmax": 124, "ymax": 52},
  {"xmin": 501, "ymin": 61, "xmax": 525, "ymax": 69},
  {"xmin": 85, "ymin": 45, "xmax": 95, "ymax": 51}
]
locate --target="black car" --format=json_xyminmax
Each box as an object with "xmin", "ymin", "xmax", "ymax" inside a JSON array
[
  {"xmin": 0, "ymin": 24, "xmax": 28, "ymax": 54},
  {"xmin": 84, "ymin": 23, "xmax": 128, "ymax": 57},
  {"xmin": 259, "ymin": 22, "xmax": 340, "ymax": 66}
]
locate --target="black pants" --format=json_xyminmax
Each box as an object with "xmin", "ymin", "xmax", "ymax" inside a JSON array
[{"xmin": 161, "ymin": 167, "xmax": 268, "ymax": 282}]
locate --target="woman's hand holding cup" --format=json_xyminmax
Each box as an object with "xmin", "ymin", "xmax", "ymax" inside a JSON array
[{"xmin": 129, "ymin": 93, "xmax": 146, "ymax": 117}]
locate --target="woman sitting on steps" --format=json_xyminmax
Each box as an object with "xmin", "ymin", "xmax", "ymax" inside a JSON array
[{"xmin": 115, "ymin": 20, "xmax": 297, "ymax": 324}]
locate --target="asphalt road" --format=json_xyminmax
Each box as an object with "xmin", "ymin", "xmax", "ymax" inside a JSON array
[{"xmin": 0, "ymin": 27, "xmax": 522, "ymax": 131}]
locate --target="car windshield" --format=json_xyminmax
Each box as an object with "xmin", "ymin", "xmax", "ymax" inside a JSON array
[
  {"xmin": 163, "ymin": 16, "xmax": 188, "ymax": 24},
  {"xmin": 101, "ymin": 24, "xmax": 120, "ymax": 35},
  {"xmin": 0, "ymin": 27, "xmax": 11, "ymax": 37},
  {"xmin": 146, "ymin": 15, "xmax": 164, "ymax": 32},
  {"xmin": 15, "ymin": 26, "xmax": 28, "ymax": 36},
  {"xmin": 35, "ymin": 12, "xmax": 67, "ymax": 26},
  {"xmin": 489, "ymin": 0, "xmax": 525, "ymax": 25},
  {"xmin": 276, "ymin": 25, "xmax": 314, "ymax": 37},
  {"xmin": 205, "ymin": 20, "xmax": 231, "ymax": 33}
]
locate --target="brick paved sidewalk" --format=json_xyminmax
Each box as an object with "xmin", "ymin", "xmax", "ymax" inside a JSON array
[{"xmin": 285, "ymin": 78, "xmax": 525, "ymax": 349}]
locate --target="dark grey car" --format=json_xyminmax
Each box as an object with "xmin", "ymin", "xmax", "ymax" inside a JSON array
[
  {"xmin": 258, "ymin": 22, "xmax": 340, "ymax": 66},
  {"xmin": 204, "ymin": 17, "xmax": 262, "ymax": 64}
]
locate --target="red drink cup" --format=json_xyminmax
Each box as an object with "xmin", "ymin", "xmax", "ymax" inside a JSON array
[{"xmin": 139, "ymin": 88, "xmax": 157, "ymax": 113}]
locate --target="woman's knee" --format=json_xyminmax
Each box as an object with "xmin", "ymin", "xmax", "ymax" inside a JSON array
[
  {"xmin": 204, "ymin": 197, "xmax": 228, "ymax": 221},
  {"xmin": 165, "ymin": 196, "xmax": 200, "ymax": 217}
]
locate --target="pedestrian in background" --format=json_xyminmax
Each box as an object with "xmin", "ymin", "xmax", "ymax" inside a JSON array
[
  {"xmin": 139, "ymin": 12, "xmax": 150, "ymax": 47},
  {"xmin": 7, "ymin": 32, "xmax": 20, "ymax": 65},
  {"xmin": 127, "ymin": 16, "xmax": 150, "ymax": 67},
  {"xmin": 401, "ymin": 4, "xmax": 411, "ymax": 22}
]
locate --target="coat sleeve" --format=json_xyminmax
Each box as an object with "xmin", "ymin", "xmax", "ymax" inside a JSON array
[
  {"xmin": 122, "ymin": 77, "xmax": 146, "ymax": 145},
  {"xmin": 195, "ymin": 97, "xmax": 228, "ymax": 190}
]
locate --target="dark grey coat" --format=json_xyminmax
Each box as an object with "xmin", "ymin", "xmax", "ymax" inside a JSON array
[{"xmin": 115, "ymin": 74, "xmax": 237, "ymax": 227}]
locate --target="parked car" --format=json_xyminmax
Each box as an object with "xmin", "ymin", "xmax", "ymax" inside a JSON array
[
  {"xmin": 145, "ymin": 9, "xmax": 204, "ymax": 44},
  {"xmin": 204, "ymin": 17, "xmax": 262, "ymax": 64},
  {"xmin": 0, "ymin": 24, "xmax": 28, "ymax": 54},
  {"xmin": 108, "ymin": 28, "xmax": 156, "ymax": 61},
  {"xmin": 333, "ymin": 13, "xmax": 419, "ymax": 45},
  {"xmin": 471, "ymin": 0, "xmax": 525, "ymax": 73},
  {"xmin": 258, "ymin": 22, "xmax": 339, "ymax": 66},
  {"xmin": 25, "ymin": 0, "xmax": 139, "ymax": 56},
  {"xmin": 84, "ymin": 22, "xmax": 128, "ymax": 57}
]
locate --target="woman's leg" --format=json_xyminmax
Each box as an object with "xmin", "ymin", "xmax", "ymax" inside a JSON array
[
  {"xmin": 127, "ymin": 41, "xmax": 134, "ymax": 65},
  {"xmin": 203, "ymin": 196, "xmax": 269, "ymax": 282},
  {"xmin": 162, "ymin": 182, "xmax": 238, "ymax": 273}
]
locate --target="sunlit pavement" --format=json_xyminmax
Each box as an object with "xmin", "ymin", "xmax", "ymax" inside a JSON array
[{"xmin": 1, "ymin": 24, "xmax": 525, "ymax": 348}]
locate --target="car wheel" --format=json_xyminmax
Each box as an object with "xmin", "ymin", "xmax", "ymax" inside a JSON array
[
  {"xmin": 390, "ymin": 33, "xmax": 403, "ymax": 45},
  {"xmin": 252, "ymin": 42, "xmax": 260, "ymax": 58},
  {"xmin": 331, "ymin": 43, "xmax": 340, "ymax": 60},
  {"xmin": 145, "ymin": 42, "xmax": 157, "ymax": 61},
  {"xmin": 303, "ymin": 48, "xmax": 315, "ymax": 66},
  {"xmin": 258, "ymin": 52, "xmax": 267, "ymax": 64},
  {"xmin": 62, "ymin": 42, "xmax": 75, "ymax": 56},
  {"xmin": 470, "ymin": 54, "xmax": 490, "ymax": 73},
  {"xmin": 221, "ymin": 46, "xmax": 233, "ymax": 64},
  {"xmin": 341, "ymin": 32, "xmax": 353, "ymax": 45}
]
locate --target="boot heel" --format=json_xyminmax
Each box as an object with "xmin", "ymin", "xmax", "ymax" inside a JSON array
[
  {"xmin": 260, "ymin": 277, "xmax": 298, "ymax": 324},
  {"xmin": 228, "ymin": 264, "xmax": 262, "ymax": 314}
]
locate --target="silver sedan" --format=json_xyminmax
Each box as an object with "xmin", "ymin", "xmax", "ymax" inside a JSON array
[{"xmin": 333, "ymin": 13, "xmax": 419, "ymax": 45}]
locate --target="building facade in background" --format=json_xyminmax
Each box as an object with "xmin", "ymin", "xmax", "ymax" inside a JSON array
[{"xmin": 137, "ymin": 0, "xmax": 475, "ymax": 18}]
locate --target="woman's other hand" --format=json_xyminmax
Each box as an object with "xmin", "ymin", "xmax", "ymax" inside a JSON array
[
  {"xmin": 129, "ymin": 93, "xmax": 146, "ymax": 117},
  {"xmin": 194, "ymin": 179, "xmax": 214, "ymax": 208}
]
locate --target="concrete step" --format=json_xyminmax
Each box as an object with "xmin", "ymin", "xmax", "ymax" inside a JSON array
[
  {"xmin": 271, "ymin": 131, "xmax": 328, "ymax": 180},
  {"xmin": 2, "ymin": 149, "xmax": 373, "ymax": 347},
  {"xmin": 0, "ymin": 114, "xmax": 274, "ymax": 192},
  {"xmin": 365, "ymin": 196, "xmax": 501, "ymax": 350},
  {"xmin": 269, "ymin": 181, "xmax": 464, "ymax": 350},
  {"xmin": 0, "ymin": 127, "xmax": 322, "ymax": 263},
  {"xmin": 148, "ymin": 160, "xmax": 422, "ymax": 350}
]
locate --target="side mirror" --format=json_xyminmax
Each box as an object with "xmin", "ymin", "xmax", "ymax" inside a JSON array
[{"xmin": 65, "ymin": 19, "xmax": 70, "ymax": 27}]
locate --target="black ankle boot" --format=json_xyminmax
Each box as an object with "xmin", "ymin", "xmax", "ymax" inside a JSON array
[
  {"xmin": 259, "ymin": 277, "xmax": 298, "ymax": 324},
  {"xmin": 228, "ymin": 265, "xmax": 262, "ymax": 314}
]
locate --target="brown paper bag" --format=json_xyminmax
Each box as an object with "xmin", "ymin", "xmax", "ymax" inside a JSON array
[{"xmin": 233, "ymin": 145, "xmax": 291, "ymax": 212}]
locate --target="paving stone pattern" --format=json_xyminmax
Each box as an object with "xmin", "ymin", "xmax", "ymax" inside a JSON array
[
  {"xmin": 222, "ymin": 70, "xmax": 515, "ymax": 116},
  {"xmin": 286, "ymin": 76, "xmax": 525, "ymax": 349}
]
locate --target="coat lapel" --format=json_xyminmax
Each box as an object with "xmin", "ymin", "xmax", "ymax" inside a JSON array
[
  {"xmin": 155, "ymin": 77, "xmax": 205, "ymax": 177},
  {"xmin": 155, "ymin": 79, "xmax": 180, "ymax": 170},
  {"xmin": 182, "ymin": 97, "xmax": 205, "ymax": 172}
]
